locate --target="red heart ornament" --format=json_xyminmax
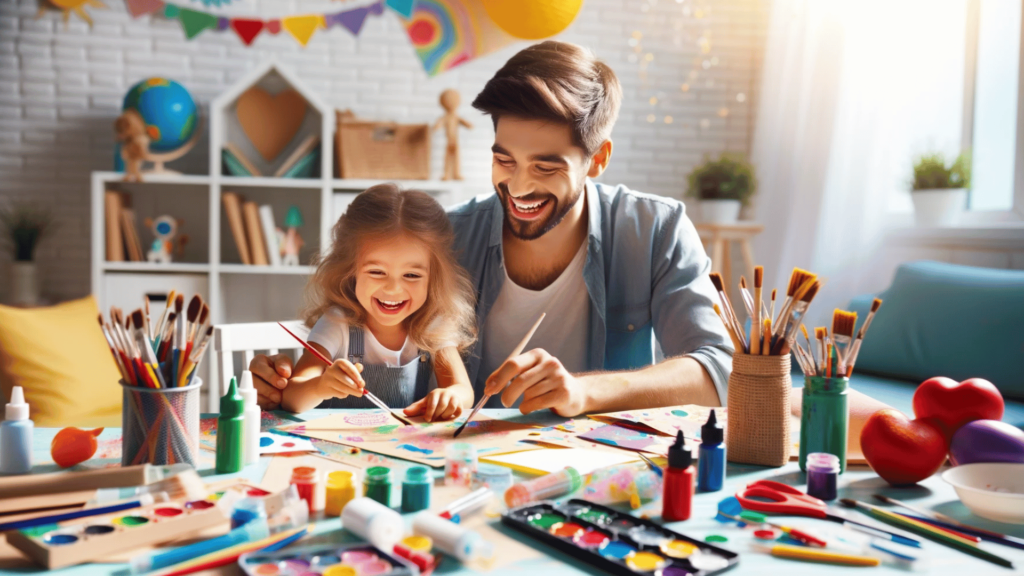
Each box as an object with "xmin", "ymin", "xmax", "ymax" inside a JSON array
[
  {"xmin": 912, "ymin": 377, "xmax": 1004, "ymax": 439},
  {"xmin": 860, "ymin": 409, "xmax": 948, "ymax": 486}
]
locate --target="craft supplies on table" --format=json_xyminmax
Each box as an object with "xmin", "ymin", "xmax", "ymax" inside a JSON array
[
  {"xmin": 473, "ymin": 463, "xmax": 513, "ymax": 494},
  {"xmin": 805, "ymin": 452, "xmax": 841, "ymax": 501},
  {"xmin": 342, "ymin": 497, "xmax": 405, "ymax": 550},
  {"xmin": 136, "ymin": 525, "xmax": 308, "ymax": 576},
  {"xmin": 290, "ymin": 466, "xmax": 319, "ymax": 513},
  {"xmin": 393, "ymin": 535, "xmax": 436, "ymax": 572},
  {"xmin": 325, "ymin": 470, "xmax": 358, "ymax": 517},
  {"xmin": 441, "ymin": 487, "xmax": 494, "ymax": 523},
  {"xmin": 505, "ymin": 466, "xmax": 583, "ymax": 507},
  {"xmin": 239, "ymin": 543, "xmax": 418, "ymax": 576},
  {"xmin": 663, "ymin": 431, "xmax": 695, "ymax": 522},
  {"xmin": 697, "ymin": 409, "xmax": 725, "ymax": 492},
  {"xmin": 413, "ymin": 511, "xmax": 494, "ymax": 562},
  {"xmin": 0, "ymin": 386, "xmax": 33, "ymax": 474},
  {"xmin": 130, "ymin": 515, "xmax": 269, "ymax": 574},
  {"xmin": 502, "ymin": 499, "xmax": 738, "ymax": 576},
  {"xmin": 121, "ymin": 378, "xmax": 202, "ymax": 467},
  {"xmin": 445, "ymin": 442, "xmax": 477, "ymax": 487},
  {"xmin": 749, "ymin": 542, "xmax": 880, "ymax": 566},
  {"xmin": 364, "ymin": 466, "xmax": 393, "ymax": 507},
  {"xmin": 482, "ymin": 446, "xmax": 640, "ymax": 475},
  {"xmin": 580, "ymin": 463, "xmax": 662, "ymax": 509},
  {"xmin": 401, "ymin": 466, "xmax": 432, "ymax": 513},
  {"xmin": 216, "ymin": 377, "xmax": 245, "ymax": 473}
]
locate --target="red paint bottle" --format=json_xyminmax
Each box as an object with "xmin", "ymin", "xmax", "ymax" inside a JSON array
[{"xmin": 662, "ymin": 430, "xmax": 695, "ymax": 522}]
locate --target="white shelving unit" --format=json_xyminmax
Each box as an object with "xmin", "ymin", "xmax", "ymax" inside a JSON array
[{"xmin": 90, "ymin": 60, "xmax": 467, "ymax": 408}]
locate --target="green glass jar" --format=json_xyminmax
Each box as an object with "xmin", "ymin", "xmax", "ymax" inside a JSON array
[
  {"xmin": 799, "ymin": 374, "xmax": 849, "ymax": 473},
  {"xmin": 363, "ymin": 466, "xmax": 393, "ymax": 507}
]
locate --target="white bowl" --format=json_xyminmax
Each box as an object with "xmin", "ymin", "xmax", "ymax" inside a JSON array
[{"xmin": 942, "ymin": 463, "xmax": 1024, "ymax": 524}]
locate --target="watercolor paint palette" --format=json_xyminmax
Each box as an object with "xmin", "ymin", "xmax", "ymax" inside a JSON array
[
  {"xmin": 502, "ymin": 499, "xmax": 738, "ymax": 576},
  {"xmin": 239, "ymin": 543, "xmax": 418, "ymax": 576}
]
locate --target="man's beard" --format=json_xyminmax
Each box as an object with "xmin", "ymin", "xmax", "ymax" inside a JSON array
[{"xmin": 496, "ymin": 181, "xmax": 584, "ymax": 241}]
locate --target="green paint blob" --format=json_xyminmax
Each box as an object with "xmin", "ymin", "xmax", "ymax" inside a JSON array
[
  {"xmin": 577, "ymin": 509, "xmax": 612, "ymax": 525},
  {"xmin": 671, "ymin": 410, "xmax": 689, "ymax": 417},
  {"xmin": 528, "ymin": 513, "xmax": 567, "ymax": 530},
  {"xmin": 114, "ymin": 516, "xmax": 149, "ymax": 526},
  {"xmin": 375, "ymin": 424, "xmax": 400, "ymax": 434},
  {"xmin": 22, "ymin": 524, "xmax": 60, "ymax": 538},
  {"xmin": 705, "ymin": 534, "xmax": 728, "ymax": 543}
]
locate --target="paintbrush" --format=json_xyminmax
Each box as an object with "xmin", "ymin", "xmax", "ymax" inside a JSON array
[
  {"xmin": 99, "ymin": 315, "xmax": 131, "ymax": 383},
  {"xmin": 0, "ymin": 464, "xmax": 201, "ymax": 499},
  {"xmin": 709, "ymin": 272, "xmax": 747, "ymax": 352},
  {"xmin": 814, "ymin": 327, "xmax": 827, "ymax": 369},
  {"xmin": 800, "ymin": 325, "xmax": 817, "ymax": 374},
  {"xmin": 761, "ymin": 319, "xmax": 771, "ymax": 355},
  {"xmin": 751, "ymin": 266, "xmax": 763, "ymax": 355},
  {"xmin": 845, "ymin": 298, "xmax": 882, "ymax": 376},
  {"xmin": 144, "ymin": 295, "xmax": 153, "ymax": 341},
  {"xmin": 831, "ymin": 309, "xmax": 857, "ymax": 373},
  {"xmin": 739, "ymin": 276, "xmax": 755, "ymax": 320},
  {"xmin": 0, "ymin": 493, "xmax": 163, "ymax": 532},
  {"xmin": 773, "ymin": 268, "xmax": 816, "ymax": 338},
  {"xmin": 839, "ymin": 498, "xmax": 1013, "ymax": 569},
  {"xmin": 454, "ymin": 312, "xmax": 546, "ymax": 438},
  {"xmin": 637, "ymin": 453, "xmax": 663, "ymax": 477},
  {"xmin": 870, "ymin": 495, "xmax": 1018, "ymax": 548},
  {"xmin": 769, "ymin": 288, "xmax": 777, "ymax": 324},
  {"xmin": 180, "ymin": 325, "xmax": 213, "ymax": 387},
  {"xmin": 153, "ymin": 290, "xmax": 176, "ymax": 349},
  {"xmin": 718, "ymin": 511, "xmax": 827, "ymax": 547},
  {"xmin": 775, "ymin": 280, "xmax": 821, "ymax": 354},
  {"xmin": 714, "ymin": 304, "xmax": 743, "ymax": 352},
  {"xmin": 132, "ymin": 310, "xmax": 165, "ymax": 388},
  {"xmin": 276, "ymin": 322, "xmax": 413, "ymax": 426}
]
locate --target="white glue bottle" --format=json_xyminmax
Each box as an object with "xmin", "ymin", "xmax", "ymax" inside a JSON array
[
  {"xmin": 0, "ymin": 387, "xmax": 33, "ymax": 474},
  {"xmin": 342, "ymin": 497, "xmax": 405, "ymax": 550},
  {"xmin": 238, "ymin": 370, "xmax": 260, "ymax": 466},
  {"xmin": 413, "ymin": 511, "xmax": 494, "ymax": 563}
]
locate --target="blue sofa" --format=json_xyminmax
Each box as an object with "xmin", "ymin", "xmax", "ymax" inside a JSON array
[{"xmin": 844, "ymin": 260, "xmax": 1024, "ymax": 425}]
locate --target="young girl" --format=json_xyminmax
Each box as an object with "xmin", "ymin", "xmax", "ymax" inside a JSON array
[{"xmin": 281, "ymin": 184, "xmax": 477, "ymax": 421}]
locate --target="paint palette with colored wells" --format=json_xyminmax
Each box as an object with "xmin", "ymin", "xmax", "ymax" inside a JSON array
[
  {"xmin": 5, "ymin": 484, "xmax": 273, "ymax": 569},
  {"xmin": 239, "ymin": 543, "xmax": 418, "ymax": 576},
  {"xmin": 502, "ymin": 499, "xmax": 738, "ymax": 576}
]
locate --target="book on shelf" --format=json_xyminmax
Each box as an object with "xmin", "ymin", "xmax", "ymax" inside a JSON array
[
  {"xmin": 223, "ymin": 142, "xmax": 261, "ymax": 177},
  {"xmin": 121, "ymin": 208, "xmax": 144, "ymax": 262},
  {"xmin": 104, "ymin": 190, "xmax": 124, "ymax": 262},
  {"xmin": 242, "ymin": 200, "xmax": 269, "ymax": 265},
  {"xmin": 221, "ymin": 191, "xmax": 252, "ymax": 265},
  {"xmin": 258, "ymin": 204, "xmax": 283, "ymax": 267},
  {"xmin": 273, "ymin": 134, "xmax": 320, "ymax": 178}
]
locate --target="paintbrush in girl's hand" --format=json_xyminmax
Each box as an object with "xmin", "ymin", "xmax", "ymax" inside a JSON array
[
  {"xmin": 454, "ymin": 312, "xmax": 546, "ymax": 438},
  {"xmin": 276, "ymin": 322, "xmax": 413, "ymax": 426}
]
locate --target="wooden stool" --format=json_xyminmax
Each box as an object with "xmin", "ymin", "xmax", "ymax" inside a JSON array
[{"xmin": 695, "ymin": 222, "xmax": 764, "ymax": 290}]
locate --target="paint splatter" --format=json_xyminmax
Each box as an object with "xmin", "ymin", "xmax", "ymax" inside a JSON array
[
  {"xmin": 671, "ymin": 409, "xmax": 688, "ymax": 417},
  {"xmin": 396, "ymin": 444, "xmax": 434, "ymax": 455},
  {"xmin": 374, "ymin": 424, "xmax": 400, "ymax": 434},
  {"xmin": 259, "ymin": 436, "xmax": 274, "ymax": 447}
]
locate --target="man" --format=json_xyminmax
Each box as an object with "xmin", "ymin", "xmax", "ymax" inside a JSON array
[{"xmin": 250, "ymin": 41, "xmax": 733, "ymax": 415}]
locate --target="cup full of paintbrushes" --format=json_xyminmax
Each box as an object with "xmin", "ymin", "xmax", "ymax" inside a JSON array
[
  {"xmin": 121, "ymin": 378, "xmax": 201, "ymax": 467},
  {"xmin": 712, "ymin": 267, "xmax": 822, "ymax": 467}
]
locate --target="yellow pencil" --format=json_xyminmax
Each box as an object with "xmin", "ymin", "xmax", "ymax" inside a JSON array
[{"xmin": 755, "ymin": 543, "xmax": 880, "ymax": 566}]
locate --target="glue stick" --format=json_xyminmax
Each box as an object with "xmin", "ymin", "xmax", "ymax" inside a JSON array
[
  {"xmin": 238, "ymin": 370, "xmax": 260, "ymax": 466},
  {"xmin": 412, "ymin": 512, "xmax": 494, "ymax": 563},
  {"xmin": 341, "ymin": 497, "xmax": 404, "ymax": 550}
]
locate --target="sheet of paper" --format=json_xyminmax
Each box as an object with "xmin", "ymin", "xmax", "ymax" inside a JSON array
[
  {"xmin": 577, "ymin": 424, "xmax": 675, "ymax": 456},
  {"xmin": 260, "ymin": 432, "xmax": 316, "ymax": 454},
  {"xmin": 480, "ymin": 447, "xmax": 641, "ymax": 476}
]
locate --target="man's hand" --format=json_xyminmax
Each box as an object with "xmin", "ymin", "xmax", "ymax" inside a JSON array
[
  {"xmin": 404, "ymin": 388, "xmax": 465, "ymax": 422},
  {"xmin": 484, "ymin": 349, "xmax": 587, "ymax": 417},
  {"xmin": 249, "ymin": 353, "xmax": 294, "ymax": 410}
]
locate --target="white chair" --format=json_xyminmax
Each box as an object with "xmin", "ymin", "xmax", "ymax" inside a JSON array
[{"xmin": 209, "ymin": 320, "xmax": 307, "ymax": 412}]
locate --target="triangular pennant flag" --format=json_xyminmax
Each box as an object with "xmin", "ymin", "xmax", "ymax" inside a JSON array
[
  {"xmin": 338, "ymin": 7, "xmax": 370, "ymax": 36},
  {"xmin": 231, "ymin": 18, "xmax": 264, "ymax": 46},
  {"xmin": 385, "ymin": 0, "xmax": 415, "ymax": 19},
  {"xmin": 369, "ymin": 1, "xmax": 385, "ymax": 16},
  {"xmin": 125, "ymin": 0, "xmax": 164, "ymax": 18},
  {"xmin": 281, "ymin": 15, "xmax": 320, "ymax": 47},
  {"xmin": 177, "ymin": 8, "xmax": 218, "ymax": 39}
]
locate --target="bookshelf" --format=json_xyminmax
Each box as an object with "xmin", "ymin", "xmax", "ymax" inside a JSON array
[{"xmin": 90, "ymin": 60, "xmax": 468, "ymax": 409}]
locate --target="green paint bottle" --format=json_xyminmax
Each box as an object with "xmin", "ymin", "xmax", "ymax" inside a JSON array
[
  {"xmin": 216, "ymin": 377, "xmax": 245, "ymax": 474},
  {"xmin": 364, "ymin": 466, "xmax": 393, "ymax": 507},
  {"xmin": 799, "ymin": 355, "xmax": 849, "ymax": 473}
]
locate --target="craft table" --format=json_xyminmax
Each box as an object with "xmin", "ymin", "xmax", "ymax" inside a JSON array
[{"xmin": 5, "ymin": 409, "xmax": 1022, "ymax": 575}]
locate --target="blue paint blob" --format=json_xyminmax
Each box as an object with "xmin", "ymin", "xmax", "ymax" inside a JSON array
[
  {"xmin": 396, "ymin": 444, "xmax": 433, "ymax": 455},
  {"xmin": 599, "ymin": 540, "xmax": 637, "ymax": 559},
  {"xmin": 671, "ymin": 409, "xmax": 689, "ymax": 417},
  {"xmin": 44, "ymin": 533, "xmax": 78, "ymax": 545},
  {"xmin": 716, "ymin": 496, "xmax": 742, "ymax": 522},
  {"xmin": 259, "ymin": 436, "xmax": 274, "ymax": 447}
]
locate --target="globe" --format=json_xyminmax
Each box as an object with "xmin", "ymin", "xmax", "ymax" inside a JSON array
[{"xmin": 122, "ymin": 78, "xmax": 198, "ymax": 153}]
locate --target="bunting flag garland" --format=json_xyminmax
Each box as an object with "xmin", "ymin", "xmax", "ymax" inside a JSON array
[
  {"xmin": 177, "ymin": 7, "xmax": 217, "ymax": 39},
  {"xmin": 230, "ymin": 17, "xmax": 262, "ymax": 46},
  {"xmin": 281, "ymin": 15, "xmax": 320, "ymax": 47},
  {"xmin": 400, "ymin": 0, "xmax": 516, "ymax": 76},
  {"xmin": 384, "ymin": 0, "xmax": 415, "ymax": 18}
]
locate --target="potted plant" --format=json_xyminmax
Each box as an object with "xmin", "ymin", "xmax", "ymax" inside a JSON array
[
  {"xmin": 0, "ymin": 202, "xmax": 54, "ymax": 306},
  {"xmin": 686, "ymin": 153, "xmax": 757, "ymax": 224},
  {"xmin": 910, "ymin": 151, "xmax": 970, "ymax": 227}
]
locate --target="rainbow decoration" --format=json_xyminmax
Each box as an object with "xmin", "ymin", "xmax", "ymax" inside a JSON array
[{"xmin": 400, "ymin": 0, "xmax": 516, "ymax": 76}]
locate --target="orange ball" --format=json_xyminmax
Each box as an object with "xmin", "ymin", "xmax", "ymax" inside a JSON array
[{"xmin": 51, "ymin": 427, "xmax": 103, "ymax": 468}]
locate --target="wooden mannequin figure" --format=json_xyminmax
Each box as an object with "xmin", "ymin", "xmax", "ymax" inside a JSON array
[
  {"xmin": 115, "ymin": 109, "xmax": 150, "ymax": 182},
  {"xmin": 144, "ymin": 215, "xmax": 188, "ymax": 264},
  {"xmin": 433, "ymin": 89, "xmax": 472, "ymax": 180}
]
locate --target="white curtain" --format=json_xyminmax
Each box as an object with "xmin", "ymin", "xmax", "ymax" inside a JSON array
[{"xmin": 751, "ymin": 0, "xmax": 967, "ymax": 328}]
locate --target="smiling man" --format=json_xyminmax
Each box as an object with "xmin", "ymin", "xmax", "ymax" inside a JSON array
[{"xmin": 447, "ymin": 41, "xmax": 733, "ymax": 416}]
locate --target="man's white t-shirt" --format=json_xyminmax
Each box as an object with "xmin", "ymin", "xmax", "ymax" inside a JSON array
[
  {"xmin": 481, "ymin": 241, "xmax": 590, "ymax": 397},
  {"xmin": 307, "ymin": 307, "xmax": 419, "ymax": 367}
]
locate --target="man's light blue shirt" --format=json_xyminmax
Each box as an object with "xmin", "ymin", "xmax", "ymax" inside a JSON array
[{"xmin": 447, "ymin": 180, "xmax": 734, "ymax": 405}]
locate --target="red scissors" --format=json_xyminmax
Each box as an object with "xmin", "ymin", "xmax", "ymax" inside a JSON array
[{"xmin": 735, "ymin": 480, "xmax": 920, "ymax": 544}]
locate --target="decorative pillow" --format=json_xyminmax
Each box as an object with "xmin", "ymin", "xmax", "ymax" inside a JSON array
[{"xmin": 0, "ymin": 296, "xmax": 122, "ymax": 427}]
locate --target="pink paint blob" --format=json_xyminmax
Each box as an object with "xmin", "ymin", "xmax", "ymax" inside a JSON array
[{"xmin": 153, "ymin": 507, "xmax": 182, "ymax": 517}]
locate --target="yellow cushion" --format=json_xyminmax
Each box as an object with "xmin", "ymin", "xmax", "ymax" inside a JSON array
[{"xmin": 0, "ymin": 296, "xmax": 122, "ymax": 427}]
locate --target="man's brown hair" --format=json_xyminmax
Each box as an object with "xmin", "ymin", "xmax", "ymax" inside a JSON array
[{"xmin": 472, "ymin": 41, "xmax": 622, "ymax": 156}]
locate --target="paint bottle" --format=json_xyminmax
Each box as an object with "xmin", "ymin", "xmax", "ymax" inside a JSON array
[
  {"xmin": 341, "ymin": 497, "xmax": 404, "ymax": 549},
  {"xmin": 325, "ymin": 470, "xmax": 358, "ymax": 517},
  {"xmin": 445, "ymin": 442, "xmax": 477, "ymax": 487},
  {"xmin": 290, "ymin": 466, "xmax": 318, "ymax": 513},
  {"xmin": 662, "ymin": 431, "xmax": 695, "ymax": 522},
  {"xmin": 0, "ymin": 386, "xmax": 32, "ymax": 474},
  {"xmin": 230, "ymin": 495, "xmax": 267, "ymax": 529},
  {"xmin": 412, "ymin": 512, "xmax": 495, "ymax": 563},
  {"xmin": 401, "ymin": 466, "xmax": 432, "ymax": 513},
  {"xmin": 238, "ymin": 370, "xmax": 260, "ymax": 467},
  {"xmin": 473, "ymin": 463, "xmax": 514, "ymax": 494},
  {"xmin": 363, "ymin": 466, "xmax": 393, "ymax": 507},
  {"xmin": 697, "ymin": 409, "xmax": 726, "ymax": 492},
  {"xmin": 215, "ymin": 377, "xmax": 244, "ymax": 474},
  {"xmin": 800, "ymin": 355, "xmax": 849, "ymax": 473},
  {"xmin": 805, "ymin": 452, "xmax": 841, "ymax": 501},
  {"xmin": 505, "ymin": 466, "xmax": 583, "ymax": 508}
]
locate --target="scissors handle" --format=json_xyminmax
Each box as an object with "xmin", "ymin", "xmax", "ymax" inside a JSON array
[{"xmin": 735, "ymin": 480, "xmax": 828, "ymax": 519}]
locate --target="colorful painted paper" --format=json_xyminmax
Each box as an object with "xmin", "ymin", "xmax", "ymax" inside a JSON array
[
  {"xmin": 588, "ymin": 405, "xmax": 724, "ymax": 439},
  {"xmin": 578, "ymin": 424, "xmax": 675, "ymax": 456},
  {"xmin": 259, "ymin": 432, "xmax": 316, "ymax": 454},
  {"xmin": 399, "ymin": 0, "xmax": 517, "ymax": 76},
  {"xmin": 481, "ymin": 447, "xmax": 640, "ymax": 476},
  {"xmin": 279, "ymin": 411, "xmax": 546, "ymax": 468},
  {"xmin": 199, "ymin": 411, "xmax": 303, "ymax": 452}
]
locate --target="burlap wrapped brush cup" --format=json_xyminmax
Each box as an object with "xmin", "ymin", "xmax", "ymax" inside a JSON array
[{"xmin": 726, "ymin": 353, "xmax": 792, "ymax": 467}]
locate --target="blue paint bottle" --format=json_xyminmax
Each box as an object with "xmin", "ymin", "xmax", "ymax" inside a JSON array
[
  {"xmin": 0, "ymin": 387, "xmax": 33, "ymax": 474},
  {"xmin": 697, "ymin": 409, "xmax": 725, "ymax": 492}
]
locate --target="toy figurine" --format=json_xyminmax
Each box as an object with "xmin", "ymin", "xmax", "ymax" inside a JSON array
[
  {"xmin": 144, "ymin": 215, "xmax": 188, "ymax": 264},
  {"xmin": 114, "ymin": 110, "xmax": 150, "ymax": 182},
  {"xmin": 280, "ymin": 206, "xmax": 304, "ymax": 266},
  {"xmin": 432, "ymin": 89, "xmax": 472, "ymax": 181}
]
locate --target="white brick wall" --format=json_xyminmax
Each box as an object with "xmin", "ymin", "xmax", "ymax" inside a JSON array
[{"xmin": 0, "ymin": 0, "xmax": 767, "ymax": 302}]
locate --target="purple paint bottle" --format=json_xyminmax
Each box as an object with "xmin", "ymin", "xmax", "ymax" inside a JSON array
[{"xmin": 805, "ymin": 452, "xmax": 840, "ymax": 501}]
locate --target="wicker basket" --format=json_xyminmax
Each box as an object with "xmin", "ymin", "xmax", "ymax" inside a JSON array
[
  {"xmin": 336, "ymin": 113, "xmax": 430, "ymax": 180},
  {"xmin": 726, "ymin": 354, "xmax": 792, "ymax": 467}
]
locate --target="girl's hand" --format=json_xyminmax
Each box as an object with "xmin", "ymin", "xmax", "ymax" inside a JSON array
[
  {"xmin": 404, "ymin": 388, "xmax": 465, "ymax": 422},
  {"xmin": 318, "ymin": 359, "xmax": 365, "ymax": 401}
]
